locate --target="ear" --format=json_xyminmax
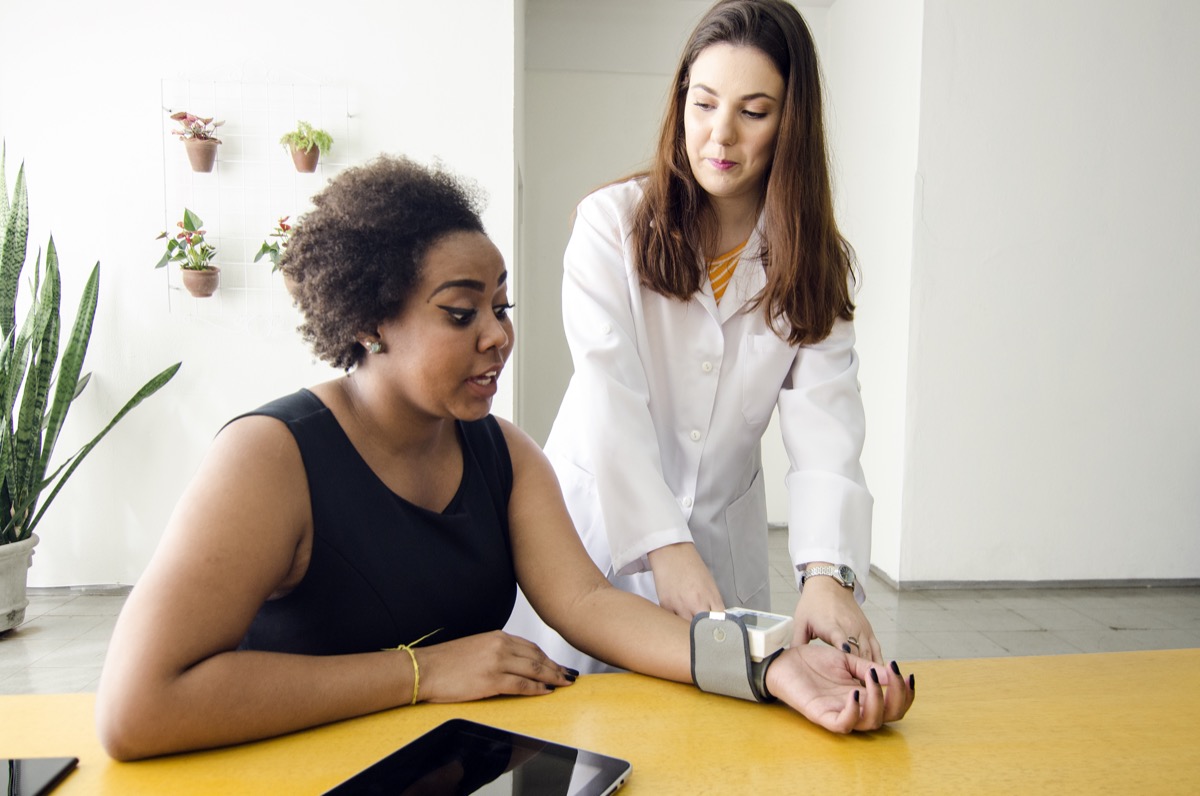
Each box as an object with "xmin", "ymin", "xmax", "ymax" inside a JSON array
[{"xmin": 355, "ymin": 332, "xmax": 383, "ymax": 355}]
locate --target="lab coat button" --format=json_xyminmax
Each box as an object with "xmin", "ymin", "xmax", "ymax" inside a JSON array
[
  {"xmin": 600, "ymin": 323, "xmax": 612, "ymax": 335},
  {"xmin": 681, "ymin": 496, "xmax": 693, "ymax": 508},
  {"xmin": 702, "ymin": 361, "xmax": 713, "ymax": 373},
  {"xmin": 689, "ymin": 430, "xmax": 701, "ymax": 441}
]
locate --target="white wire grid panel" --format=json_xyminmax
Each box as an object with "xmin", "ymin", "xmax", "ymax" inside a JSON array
[{"xmin": 159, "ymin": 78, "xmax": 351, "ymax": 335}]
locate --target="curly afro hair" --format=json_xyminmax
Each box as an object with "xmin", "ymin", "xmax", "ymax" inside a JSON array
[{"xmin": 281, "ymin": 155, "xmax": 486, "ymax": 370}]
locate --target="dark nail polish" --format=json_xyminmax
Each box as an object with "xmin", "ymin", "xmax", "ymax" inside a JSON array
[
  {"xmin": 853, "ymin": 690, "xmax": 860, "ymax": 703},
  {"xmin": 566, "ymin": 668, "xmax": 580, "ymax": 678},
  {"xmin": 546, "ymin": 684, "xmax": 556, "ymax": 692},
  {"xmin": 841, "ymin": 643, "xmax": 852, "ymax": 653},
  {"xmin": 564, "ymin": 672, "xmax": 577, "ymax": 683},
  {"xmin": 909, "ymin": 673, "xmax": 915, "ymax": 691},
  {"xmin": 890, "ymin": 660, "xmax": 901, "ymax": 676},
  {"xmin": 870, "ymin": 668, "xmax": 880, "ymax": 685}
]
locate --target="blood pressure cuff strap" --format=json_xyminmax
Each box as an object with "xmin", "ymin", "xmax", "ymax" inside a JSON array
[{"xmin": 690, "ymin": 612, "xmax": 780, "ymax": 703}]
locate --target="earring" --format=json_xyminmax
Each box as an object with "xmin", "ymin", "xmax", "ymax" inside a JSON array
[{"xmin": 365, "ymin": 340, "xmax": 382, "ymax": 354}]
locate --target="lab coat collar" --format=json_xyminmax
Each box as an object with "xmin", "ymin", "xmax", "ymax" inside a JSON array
[{"xmin": 715, "ymin": 225, "xmax": 766, "ymax": 325}]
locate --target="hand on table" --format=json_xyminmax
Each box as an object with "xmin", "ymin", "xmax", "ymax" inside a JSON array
[
  {"xmin": 415, "ymin": 631, "xmax": 578, "ymax": 703},
  {"xmin": 647, "ymin": 542, "xmax": 725, "ymax": 620},
  {"xmin": 792, "ymin": 571, "xmax": 884, "ymax": 664},
  {"xmin": 765, "ymin": 644, "xmax": 915, "ymax": 733}
]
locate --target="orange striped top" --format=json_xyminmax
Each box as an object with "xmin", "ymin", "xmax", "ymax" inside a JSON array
[{"xmin": 708, "ymin": 240, "xmax": 748, "ymax": 304}]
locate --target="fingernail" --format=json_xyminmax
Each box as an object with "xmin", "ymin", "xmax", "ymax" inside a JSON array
[
  {"xmin": 870, "ymin": 668, "xmax": 880, "ymax": 685},
  {"xmin": 890, "ymin": 660, "xmax": 901, "ymax": 676},
  {"xmin": 564, "ymin": 671, "xmax": 577, "ymax": 683},
  {"xmin": 853, "ymin": 690, "xmax": 860, "ymax": 703},
  {"xmin": 566, "ymin": 667, "xmax": 580, "ymax": 678},
  {"xmin": 841, "ymin": 643, "xmax": 852, "ymax": 653},
  {"xmin": 909, "ymin": 673, "xmax": 915, "ymax": 692},
  {"xmin": 546, "ymin": 684, "xmax": 556, "ymax": 692}
]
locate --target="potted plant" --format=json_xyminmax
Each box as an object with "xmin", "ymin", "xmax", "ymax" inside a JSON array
[
  {"xmin": 0, "ymin": 146, "xmax": 180, "ymax": 632},
  {"xmin": 169, "ymin": 110, "xmax": 224, "ymax": 173},
  {"xmin": 253, "ymin": 216, "xmax": 292, "ymax": 272},
  {"xmin": 279, "ymin": 121, "xmax": 332, "ymax": 172},
  {"xmin": 155, "ymin": 208, "xmax": 220, "ymax": 298}
]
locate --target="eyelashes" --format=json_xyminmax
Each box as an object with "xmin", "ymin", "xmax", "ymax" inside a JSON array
[{"xmin": 437, "ymin": 303, "xmax": 515, "ymax": 326}]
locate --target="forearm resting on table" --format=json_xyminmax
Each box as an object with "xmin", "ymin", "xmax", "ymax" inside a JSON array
[
  {"xmin": 551, "ymin": 583, "xmax": 694, "ymax": 683},
  {"xmin": 96, "ymin": 648, "xmax": 411, "ymax": 761}
]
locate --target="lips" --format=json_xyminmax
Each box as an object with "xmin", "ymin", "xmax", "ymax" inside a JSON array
[
  {"xmin": 468, "ymin": 369, "xmax": 500, "ymax": 387},
  {"xmin": 707, "ymin": 158, "xmax": 737, "ymax": 171}
]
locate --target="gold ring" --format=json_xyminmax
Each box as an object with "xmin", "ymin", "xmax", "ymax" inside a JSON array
[{"xmin": 846, "ymin": 637, "xmax": 860, "ymax": 648}]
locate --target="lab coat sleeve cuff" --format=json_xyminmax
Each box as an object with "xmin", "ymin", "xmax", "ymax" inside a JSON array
[
  {"xmin": 786, "ymin": 471, "xmax": 873, "ymax": 604},
  {"xmin": 610, "ymin": 528, "xmax": 696, "ymax": 578}
]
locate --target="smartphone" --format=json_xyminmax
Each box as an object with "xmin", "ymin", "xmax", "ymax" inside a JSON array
[{"xmin": 0, "ymin": 757, "xmax": 78, "ymax": 796}]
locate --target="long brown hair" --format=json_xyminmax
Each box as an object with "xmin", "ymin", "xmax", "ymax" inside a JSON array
[{"xmin": 632, "ymin": 0, "xmax": 855, "ymax": 345}]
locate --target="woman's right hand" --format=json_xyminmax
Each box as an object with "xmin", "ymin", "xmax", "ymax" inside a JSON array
[
  {"xmin": 646, "ymin": 542, "xmax": 726, "ymax": 620},
  {"xmin": 414, "ymin": 631, "xmax": 577, "ymax": 703}
]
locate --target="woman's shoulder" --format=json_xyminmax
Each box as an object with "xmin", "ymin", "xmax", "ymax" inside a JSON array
[{"xmin": 578, "ymin": 176, "xmax": 646, "ymax": 218}]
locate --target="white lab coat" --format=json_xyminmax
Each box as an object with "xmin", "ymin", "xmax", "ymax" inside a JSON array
[{"xmin": 505, "ymin": 179, "xmax": 872, "ymax": 671}]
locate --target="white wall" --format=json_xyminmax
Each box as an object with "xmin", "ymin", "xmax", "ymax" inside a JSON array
[
  {"xmin": 821, "ymin": 0, "xmax": 924, "ymax": 579},
  {"xmin": 519, "ymin": 0, "xmax": 712, "ymax": 445},
  {"xmin": 903, "ymin": 0, "xmax": 1200, "ymax": 582},
  {"xmin": 0, "ymin": 0, "xmax": 518, "ymax": 586}
]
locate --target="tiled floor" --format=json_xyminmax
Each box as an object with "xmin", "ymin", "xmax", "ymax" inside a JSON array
[
  {"xmin": 2, "ymin": 529, "xmax": 1198, "ymax": 694},
  {"xmin": 768, "ymin": 529, "xmax": 1200, "ymax": 661}
]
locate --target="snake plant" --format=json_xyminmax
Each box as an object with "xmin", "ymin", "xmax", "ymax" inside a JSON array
[{"xmin": 0, "ymin": 144, "xmax": 181, "ymax": 544}]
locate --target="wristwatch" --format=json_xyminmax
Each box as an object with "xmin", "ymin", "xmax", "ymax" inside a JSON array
[{"xmin": 800, "ymin": 564, "xmax": 856, "ymax": 589}]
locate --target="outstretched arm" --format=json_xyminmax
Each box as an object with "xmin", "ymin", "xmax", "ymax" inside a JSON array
[{"xmin": 499, "ymin": 419, "xmax": 913, "ymax": 731}]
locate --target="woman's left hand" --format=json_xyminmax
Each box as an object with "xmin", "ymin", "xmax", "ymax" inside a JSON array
[
  {"xmin": 792, "ymin": 575, "xmax": 883, "ymax": 664},
  {"xmin": 765, "ymin": 644, "xmax": 914, "ymax": 733}
]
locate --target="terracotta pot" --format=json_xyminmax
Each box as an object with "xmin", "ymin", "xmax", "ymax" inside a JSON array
[
  {"xmin": 183, "ymin": 139, "xmax": 219, "ymax": 172},
  {"xmin": 0, "ymin": 534, "xmax": 38, "ymax": 633},
  {"xmin": 289, "ymin": 144, "xmax": 321, "ymax": 173},
  {"xmin": 181, "ymin": 266, "xmax": 220, "ymax": 298},
  {"xmin": 282, "ymin": 270, "xmax": 300, "ymax": 299}
]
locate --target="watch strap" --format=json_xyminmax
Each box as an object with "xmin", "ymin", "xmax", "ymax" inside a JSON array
[{"xmin": 801, "ymin": 564, "xmax": 855, "ymax": 588}]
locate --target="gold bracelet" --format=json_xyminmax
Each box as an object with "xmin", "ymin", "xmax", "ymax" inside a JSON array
[
  {"xmin": 395, "ymin": 644, "xmax": 420, "ymax": 706},
  {"xmin": 387, "ymin": 629, "xmax": 441, "ymax": 706}
]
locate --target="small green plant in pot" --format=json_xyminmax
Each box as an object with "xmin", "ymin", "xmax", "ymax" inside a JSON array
[
  {"xmin": 156, "ymin": 208, "xmax": 220, "ymax": 298},
  {"xmin": 1, "ymin": 144, "xmax": 181, "ymax": 631},
  {"xmin": 279, "ymin": 121, "xmax": 333, "ymax": 172}
]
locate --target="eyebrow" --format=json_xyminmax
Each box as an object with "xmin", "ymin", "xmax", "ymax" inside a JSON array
[
  {"xmin": 690, "ymin": 83, "xmax": 777, "ymax": 102},
  {"xmin": 427, "ymin": 271, "xmax": 508, "ymax": 300}
]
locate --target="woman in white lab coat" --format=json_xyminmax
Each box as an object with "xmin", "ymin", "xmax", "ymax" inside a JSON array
[{"xmin": 508, "ymin": 0, "xmax": 882, "ymax": 671}]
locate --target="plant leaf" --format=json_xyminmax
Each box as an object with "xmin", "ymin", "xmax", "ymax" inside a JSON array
[
  {"xmin": 0, "ymin": 162, "xmax": 29, "ymax": 343},
  {"xmin": 26, "ymin": 361, "xmax": 181, "ymax": 534},
  {"xmin": 41, "ymin": 260, "xmax": 97, "ymax": 475}
]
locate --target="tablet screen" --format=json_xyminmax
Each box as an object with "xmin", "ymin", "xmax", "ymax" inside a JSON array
[
  {"xmin": 0, "ymin": 757, "xmax": 79, "ymax": 796},
  {"xmin": 323, "ymin": 719, "xmax": 630, "ymax": 795}
]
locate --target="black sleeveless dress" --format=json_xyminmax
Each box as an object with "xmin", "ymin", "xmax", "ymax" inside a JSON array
[{"xmin": 237, "ymin": 389, "xmax": 517, "ymax": 655}]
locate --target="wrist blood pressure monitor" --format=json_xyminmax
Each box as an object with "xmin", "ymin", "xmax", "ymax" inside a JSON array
[{"xmin": 690, "ymin": 608, "xmax": 793, "ymax": 703}]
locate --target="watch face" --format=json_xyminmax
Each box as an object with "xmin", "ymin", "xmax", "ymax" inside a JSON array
[{"xmin": 838, "ymin": 565, "xmax": 856, "ymax": 586}]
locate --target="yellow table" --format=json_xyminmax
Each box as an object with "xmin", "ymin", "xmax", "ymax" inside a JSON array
[{"xmin": 2, "ymin": 649, "xmax": 1198, "ymax": 794}]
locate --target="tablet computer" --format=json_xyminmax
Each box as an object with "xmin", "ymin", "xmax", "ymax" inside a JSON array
[
  {"xmin": 1, "ymin": 757, "xmax": 79, "ymax": 796},
  {"xmin": 322, "ymin": 719, "xmax": 631, "ymax": 795}
]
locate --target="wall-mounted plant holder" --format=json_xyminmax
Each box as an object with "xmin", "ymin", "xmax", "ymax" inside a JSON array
[
  {"xmin": 280, "ymin": 120, "xmax": 333, "ymax": 173},
  {"xmin": 181, "ymin": 266, "xmax": 221, "ymax": 297},
  {"xmin": 168, "ymin": 111, "xmax": 224, "ymax": 172},
  {"xmin": 160, "ymin": 77, "xmax": 351, "ymax": 331},
  {"xmin": 183, "ymin": 139, "xmax": 219, "ymax": 172}
]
